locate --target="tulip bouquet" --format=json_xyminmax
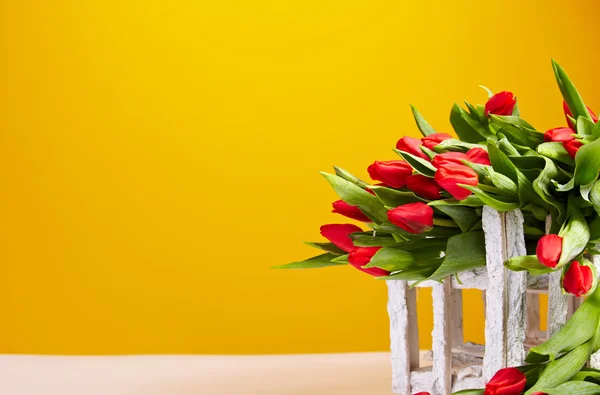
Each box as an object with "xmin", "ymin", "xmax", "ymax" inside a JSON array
[{"xmin": 276, "ymin": 60, "xmax": 600, "ymax": 394}]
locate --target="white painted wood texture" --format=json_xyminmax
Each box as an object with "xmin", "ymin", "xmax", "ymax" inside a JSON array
[{"xmin": 386, "ymin": 209, "xmax": 575, "ymax": 395}]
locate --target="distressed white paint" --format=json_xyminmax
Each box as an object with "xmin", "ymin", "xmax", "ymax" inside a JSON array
[
  {"xmin": 386, "ymin": 209, "xmax": 587, "ymax": 394},
  {"xmin": 386, "ymin": 280, "xmax": 413, "ymax": 395},
  {"xmin": 482, "ymin": 206, "xmax": 506, "ymax": 382},
  {"xmin": 432, "ymin": 281, "xmax": 452, "ymax": 395},
  {"xmin": 504, "ymin": 210, "xmax": 528, "ymax": 367}
]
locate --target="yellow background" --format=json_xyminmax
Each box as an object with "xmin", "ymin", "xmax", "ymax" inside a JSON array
[{"xmin": 0, "ymin": 0, "xmax": 597, "ymax": 354}]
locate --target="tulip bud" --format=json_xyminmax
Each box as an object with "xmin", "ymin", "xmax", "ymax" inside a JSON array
[
  {"xmin": 544, "ymin": 127, "xmax": 575, "ymax": 143},
  {"xmin": 466, "ymin": 147, "xmax": 491, "ymax": 166},
  {"xmin": 367, "ymin": 160, "xmax": 413, "ymax": 188},
  {"xmin": 331, "ymin": 200, "xmax": 371, "ymax": 222},
  {"xmin": 320, "ymin": 224, "xmax": 362, "ymax": 253},
  {"xmin": 421, "ymin": 133, "xmax": 452, "ymax": 150},
  {"xmin": 434, "ymin": 163, "xmax": 479, "ymax": 200},
  {"xmin": 563, "ymin": 139, "xmax": 583, "ymax": 159},
  {"xmin": 396, "ymin": 136, "xmax": 429, "ymax": 160},
  {"xmin": 562, "ymin": 260, "xmax": 595, "ymax": 297},
  {"xmin": 406, "ymin": 174, "xmax": 443, "ymax": 200},
  {"xmin": 484, "ymin": 91, "xmax": 517, "ymax": 116},
  {"xmin": 387, "ymin": 202, "xmax": 434, "ymax": 234},
  {"xmin": 484, "ymin": 367, "xmax": 526, "ymax": 395},
  {"xmin": 348, "ymin": 247, "xmax": 390, "ymax": 277},
  {"xmin": 536, "ymin": 234, "xmax": 563, "ymax": 268},
  {"xmin": 412, "ymin": 393, "xmax": 431, "ymax": 395},
  {"xmin": 431, "ymin": 152, "xmax": 468, "ymax": 168},
  {"xmin": 563, "ymin": 100, "xmax": 598, "ymax": 129}
]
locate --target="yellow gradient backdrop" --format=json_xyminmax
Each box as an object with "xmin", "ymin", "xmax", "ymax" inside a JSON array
[{"xmin": 0, "ymin": 0, "xmax": 598, "ymax": 354}]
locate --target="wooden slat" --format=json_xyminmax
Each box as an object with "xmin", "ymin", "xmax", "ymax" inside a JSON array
[
  {"xmin": 482, "ymin": 206, "xmax": 506, "ymax": 382},
  {"xmin": 432, "ymin": 280, "xmax": 452, "ymax": 395},
  {"xmin": 505, "ymin": 210, "xmax": 527, "ymax": 366},
  {"xmin": 386, "ymin": 280, "xmax": 413, "ymax": 394}
]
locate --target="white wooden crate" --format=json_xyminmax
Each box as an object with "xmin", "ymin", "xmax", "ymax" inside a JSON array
[{"xmin": 386, "ymin": 208, "xmax": 599, "ymax": 395}]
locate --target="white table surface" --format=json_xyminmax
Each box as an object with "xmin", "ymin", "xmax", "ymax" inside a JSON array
[{"xmin": 0, "ymin": 353, "xmax": 394, "ymax": 395}]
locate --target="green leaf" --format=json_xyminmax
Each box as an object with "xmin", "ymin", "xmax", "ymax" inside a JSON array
[
  {"xmin": 568, "ymin": 135, "xmax": 600, "ymax": 188},
  {"xmin": 490, "ymin": 140, "xmax": 550, "ymax": 210},
  {"xmin": 451, "ymin": 390, "xmax": 484, "ymax": 395},
  {"xmin": 373, "ymin": 222, "xmax": 461, "ymax": 238},
  {"xmin": 333, "ymin": 166, "xmax": 369, "ymax": 188},
  {"xmin": 460, "ymin": 185, "xmax": 520, "ymax": 212},
  {"xmin": 527, "ymin": 340, "xmax": 595, "ymax": 393},
  {"xmin": 504, "ymin": 255, "xmax": 553, "ymax": 276},
  {"xmin": 369, "ymin": 185, "xmax": 427, "ymax": 207},
  {"xmin": 394, "ymin": 149, "xmax": 437, "ymax": 177},
  {"xmin": 533, "ymin": 157, "xmax": 568, "ymax": 223},
  {"xmin": 363, "ymin": 248, "xmax": 414, "ymax": 271},
  {"xmin": 331, "ymin": 255, "xmax": 349, "ymax": 263},
  {"xmin": 487, "ymin": 167, "xmax": 519, "ymax": 196},
  {"xmin": 321, "ymin": 172, "xmax": 388, "ymax": 223},
  {"xmin": 488, "ymin": 140, "xmax": 518, "ymax": 183},
  {"xmin": 420, "ymin": 232, "xmax": 487, "ymax": 283},
  {"xmin": 590, "ymin": 181, "xmax": 600, "ymax": 216},
  {"xmin": 527, "ymin": 284, "xmax": 600, "ymax": 363},
  {"xmin": 434, "ymin": 138, "xmax": 481, "ymax": 153},
  {"xmin": 533, "ymin": 381, "xmax": 600, "ymax": 395},
  {"xmin": 465, "ymin": 101, "xmax": 486, "ymax": 123},
  {"xmin": 349, "ymin": 232, "xmax": 401, "ymax": 247},
  {"xmin": 589, "ymin": 216, "xmax": 600, "ymax": 244},
  {"xmin": 578, "ymin": 116, "xmax": 596, "ymax": 137},
  {"xmin": 380, "ymin": 265, "xmax": 439, "ymax": 281},
  {"xmin": 537, "ymin": 142, "xmax": 575, "ymax": 167},
  {"xmin": 434, "ymin": 205, "xmax": 480, "ymax": 233},
  {"xmin": 273, "ymin": 253, "xmax": 347, "ymax": 269},
  {"xmin": 571, "ymin": 368, "xmax": 600, "ymax": 382},
  {"xmin": 450, "ymin": 103, "xmax": 494, "ymax": 143},
  {"xmin": 490, "ymin": 115, "xmax": 545, "ymax": 149},
  {"xmin": 496, "ymin": 136, "xmax": 521, "ymax": 157},
  {"xmin": 421, "ymin": 145, "xmax": 437, "ymax": 160},
  {"xmin": 509, "ymin": 155, "xmax": 546, "ymax": 170},
  {"xmin": 552, "ymin": 59, "xmax": 592, "ymax": 125},
  {"xmin": 303, "ymin": 242, "xmax": 346, "ymax": 255},
  {"xmin": 557, "ymin": 198, "xmax": 591, "ymax": 266},
  {"xmin": 428, "ymin": 196, "xmax": 484, "ymax": 207},
  {"xmin": 410, "ymin": 105, "xmax": 437, "ymax": 137}
]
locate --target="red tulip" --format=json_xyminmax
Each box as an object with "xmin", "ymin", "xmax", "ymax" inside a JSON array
[
  {"xmin": 387, "ymin": 202, "xmax": 434, "ymax": 234},
  {"xmin": 544, "ymin": 127, "xmax": 575, "ymax": 143},
  {"xmin": 484, "ymin": 367, "xmax": 526, "ymax": 395},
  {"xmin": 563, "ymin": 100, "xmax": 598, "ymax": 129},
  {"xmin": 421, "ymin": 133, "xmax": 452, "ymax": 150},
  {"xmin": 485, "ymin": 91, "xmax": 517, "ymax": 116},
  {"xmin": 466, "ymin": 148, "xmax": 491, "ymax": 166},
  {"xmin": 348, "ymin": 247, "xmax": 390, "ymax": 277},
  {"xmin": 406, "ymin": 174, "xmax": 443, "ymax": 200},
  {"xmin": 412, "ymin": 393, "xmax": 431, "ymax": 395},
  {"xmin": 332, "ymin": 200, "xmax": 371, "ymax": 222},
  {"xmin": 432, "ymin": 152, "xmax": 468, "ymax": 168},
  {"xmin": 320, "ymin": 224, "xmax": 362, "ymax": 253},
  {"xmin": 434, "ymin": 164, "xmax": 478, "ymax": 200},
  {"xmin": 396, "ymin": 136, "xmax": 429, "ymax": 160},
  {"xmin": 563, "ymin": 139, "xmax": 583, "ymax": 159},
  {"xmin": 536, "ymin": 234, "xmax": 562, "ymax": 268},
  {"xmin": 563, "ymin": 261, "xmax": 593, "ymax": 297},
  {"xmin": 367, "ymin": 160, "xmax": 413, "ymax": 188}
]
